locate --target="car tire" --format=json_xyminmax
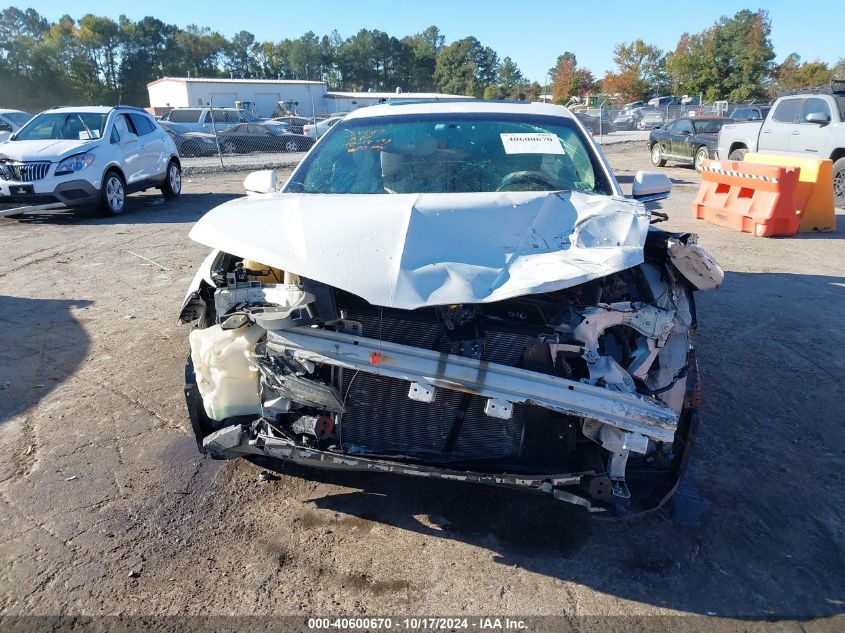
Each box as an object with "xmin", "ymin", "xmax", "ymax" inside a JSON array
[
  {"xmin": 99, "ymin": 170, "xmax": 126, "ymax": 215},
  {"xmin": 694, "ymin": 147, "xmax": 709, "ymax": 172},
  {"xmin": 284, "ymin": 139, "xmax": 299, "ymax": 153},
  {"xmin": 651, "ymin": 144, "xmax": 667, "ymax": 167},
  {"xmin": 832, "ymin": 157, "xmax": 845, "ymax": 208},
  {"xmin": 160, "ymin": 160, "xmax": 182, "ymax": 199},
  {"xmin": 728, "ymin": 148, "xmax": 748, "ymax": 161}
]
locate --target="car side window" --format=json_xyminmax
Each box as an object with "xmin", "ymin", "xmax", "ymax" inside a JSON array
[
  {"xmin": 169, "ymin": 109, "xmax": 201, "ymax": 123},
  {"xmin": 111, "ymin": 114, "xmax": 135, "ymax": 143},
  {"xmin": 0, "ymin": 121, "xmax": 11, "ymax": 132},
  {"xmin": 799, "ymin": 98, "xmax": 831, "ymax": 123},
  {"xmin": 664, "ymin": 121, "xmax": 676, "ymax": 133},
  {"xmin": 772, "ymin": 99, "xmax": 805, "ymax": 123},
  {"xmin": 676, "ymin": 120, "xmax": 694, "ymax": 134},
  {"xmin": 129, "ymin": 113, "xmax": 155, "ymax": 136}
]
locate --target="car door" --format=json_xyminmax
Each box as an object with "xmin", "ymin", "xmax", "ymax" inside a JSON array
[
  {"xmin": 672, "ymin": 119, "xmax": 695, "ymax": 159},
  {"xmin": 789, "ymin": 98, "xmax": 833, "ymax": 157},
  {"xmin": 129, "ymin": 113, "xmax": 166, "ymax": 179},
  {"xmin": 759, "ymin": 98, "xmax": 805, "ymax": 154},
  {"xmin": 655, "ymin": 121, "xmax": 676, "ymax": 156},
  {"xmin": 111, "ymin": 113, "xmax": 146, "ymax": 184},
  {"xmin": 248, "ymin": 124, "xmax": 272, "ymax": 151}
]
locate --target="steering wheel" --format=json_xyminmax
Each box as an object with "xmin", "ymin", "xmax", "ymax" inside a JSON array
[{"xmin": 496, "ymin": 170, "xmax": 560, "ymax": 192}]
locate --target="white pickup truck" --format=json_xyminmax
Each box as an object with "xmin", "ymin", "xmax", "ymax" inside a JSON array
[{"xmin": 717, "ymin": 87, "xmax": 845, "ymax": 206}]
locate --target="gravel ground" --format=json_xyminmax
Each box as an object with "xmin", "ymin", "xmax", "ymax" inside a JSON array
[{"xmin": 1, "ymin": 142, "xmax": 843, "ymax": 630}]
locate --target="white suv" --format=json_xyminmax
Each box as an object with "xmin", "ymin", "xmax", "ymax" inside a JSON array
[{"xmin": 0, "ymin": 106, "xmax": 182, "ymax": 214}]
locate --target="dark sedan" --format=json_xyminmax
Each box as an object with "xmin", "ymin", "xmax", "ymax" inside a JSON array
[
  {"xmin": 649, "ymin": 117, "xmax": 733, "ymax": 171},
  {"xmin": 268, "ymin": 116, "xmax": 311, "ymax": 134},
  {"xmin": 217, "ymin": 123, "xmax": 315, "ymax": 154},
  {"xmin": 163, "ymin": 126, "xmax": 219, "ymax": 157}
]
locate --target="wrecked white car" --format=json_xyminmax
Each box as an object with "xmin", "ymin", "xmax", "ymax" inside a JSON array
[{"xmin": 180, "ymin": 101, "xmax": 723, "ymax": 515}]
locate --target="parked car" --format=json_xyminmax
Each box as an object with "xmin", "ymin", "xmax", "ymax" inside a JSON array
[
  {"xmin": 158, "ymin": 107, "xmax": 264, "ymax": 133},
  {"xmin": 612, "ymin": 106, "xmax": 648, "ymax": 131},
  {"xmin": 0, "ymin": 109, "xmax": 32, "ymax": 142},
  {"xmin": 636, "ymin": 108, "xmax": 665, "ymax": 130},
  {"xmin": 268, "ymin": 116, "xmax": 312, "ymax": 134},
  {"xmin": 649, "ymin": 117, "xmax": 734, "ymax": 171},
  {"xmin": 574, "ymin": 110, "xmax": 617, "ymax": 134},
  {"xmin": 216, "ymin": 123, "xmax": 315, "ymax": 154},
  {"xmin": 717, "ymin": 86, "xmax": 845, "ymax": 205},
  {"xmin": 303, "ymin": 116, "xmax": 343, "ymax": 139},
  {"xmin": 180, "ymin": 100, "xmax": 723, "ymax": 515},
  {"xmin": 648, "ymin": 96, "xmax": 678, "ymax": 108},
  {"xmin": 162, "ymin": 126, "xmax": 219, "ymax": 157},
  {"xmin": 0, "ymin": 105, "xmax": 181, "ymax": 214},
  {"xmin": 728, "ymin": 105, "xmax": 772, "ymax": 121}
]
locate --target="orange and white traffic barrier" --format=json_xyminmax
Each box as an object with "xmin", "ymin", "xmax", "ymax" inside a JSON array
[
  {"xmin": 691, "ymin": 159, "xmax": 802, "ymax": 237},
  {"xmin": 743, "ymin": 154, "xmax": 835, "ymax": 232}
]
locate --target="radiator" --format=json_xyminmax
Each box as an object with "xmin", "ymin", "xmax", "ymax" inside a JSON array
[{"xmin": 335, "ymin": 308, "xmax": 536, "ymax": 461}]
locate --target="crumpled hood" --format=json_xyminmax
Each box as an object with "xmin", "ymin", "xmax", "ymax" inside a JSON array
[
  {"xmin": 0, "ymin": 139, "xmax": 99, "ymax": 161},
  {"xmin": 189, "ymin": 190, "xmax": 650, "ymax": 310}
]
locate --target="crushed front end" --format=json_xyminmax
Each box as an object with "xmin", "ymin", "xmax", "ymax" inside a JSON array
[{"xmin": 181, "ymin": 227, "xmax": 721, "ymax": 516}]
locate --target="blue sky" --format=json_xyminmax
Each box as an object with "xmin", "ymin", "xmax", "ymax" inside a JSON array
[{"xmin": 9, "ymin": 0, "xmax": 842, "ymax": 83}]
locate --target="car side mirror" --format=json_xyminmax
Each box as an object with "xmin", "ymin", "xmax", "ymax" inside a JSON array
[
  {"xmin": 680, "ymin": 129, "xmax": 692, "ymax": 135},
  {"xmin": 805, "ymin": 112, "xmax": 830, "ymax": 124},
  {"xmin": 243, "ymin": 170, "xmax": 278, "ymax": 196},
  {"xmin": 632, "ymin": 171, "xmax": 672, "ymax": 203}
]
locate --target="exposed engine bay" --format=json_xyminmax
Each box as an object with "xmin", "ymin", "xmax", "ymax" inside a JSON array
[{"xmin": 180, "ymin": 229, "xmax": 722, "ymax": 515}]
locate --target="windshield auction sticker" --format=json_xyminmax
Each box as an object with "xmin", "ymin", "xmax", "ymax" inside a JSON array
[{"xmin": 500, "ymin": 132, "xmax": 564, "ymax": 155}]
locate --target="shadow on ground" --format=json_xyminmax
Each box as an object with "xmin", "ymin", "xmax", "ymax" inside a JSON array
[
  {"xmin": 0, "ymin": 296, "xmax": 91, "ymax": 425},
  {"xmin": 251, "ymin": 269, "xmax": 845, "ymax": 619},
  {"xmin": 0, "ymin": 192, "xmax": 238, "ymax": 226}
]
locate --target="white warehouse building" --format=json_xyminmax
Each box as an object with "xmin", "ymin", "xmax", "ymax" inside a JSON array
[
  {"xmin": 146, "ymin": 77, "xmax": 328, "ymax": 118},
  {"xmin": 147, "ymin": 78, "xmax": 470, "ymax": 118}
]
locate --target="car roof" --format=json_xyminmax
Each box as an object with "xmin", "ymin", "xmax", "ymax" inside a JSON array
[
  {"xmin": 342, "ymin": 100, "xmax": 577, "ymax": 121},
  {"xmin": 0, "ymin": 109, "xmax": 30, "ymax": 115},
  {"xmin": 45, "ymin": 106, "xmax": 115, "ymax": 114}
]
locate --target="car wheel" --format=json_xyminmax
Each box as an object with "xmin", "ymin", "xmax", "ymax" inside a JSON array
[
  {"xmin": 223, "ymin": 141, "xmax": 237, "ymax": 155},
  {"xmin": 833, "ymin": 157, "xmax": 845, "ymax": 208},
  {"xmin": 100, "ymin": 170, "xmax": 126, "ymax": 214},
  {"xmin": 160, "ymin": 160, "xmax": 182, "ymax": 198},
  {"xmin": 694, "ymin": 147, "xmax": 709, "ymax": 172},
  {"xmin": 651, "ymin": 144, "xmax": 667, "ymax": 167},
  {"xmin": 284, "ymin": 139, "xmax": 299, "ymax": 153},
  {"xmin": 728, "ymin": 148, "xmax": 748, "ymax": 161}
]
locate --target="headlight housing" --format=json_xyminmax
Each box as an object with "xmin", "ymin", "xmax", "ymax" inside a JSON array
[{"xmin": 55, "ymin": 152, "xmax": 95, "ymax": 176}]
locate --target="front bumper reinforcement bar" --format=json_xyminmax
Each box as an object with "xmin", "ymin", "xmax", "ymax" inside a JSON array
[{"xmin": 266, "ymin": 327, "xmax": 679, "ymax": 443}]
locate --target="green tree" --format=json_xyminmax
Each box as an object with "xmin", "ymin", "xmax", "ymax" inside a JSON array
[
  {"xmin": 776, "ymin": 53, "xmax": 833, "ymax": 90},
  {"xmin": 434, "ymin": 36, "xmax": 498, "ymax": 97},
  {"xmin": 667, "ymin": 9, "xmax": 775, "ymax": 100},
  {"xmin": 495, "ymin": 56, "xmax": 524, "ymax": 99},
  {"xmin": 602, "ymin": 39, "xmax": 667, "ymax": 101}
]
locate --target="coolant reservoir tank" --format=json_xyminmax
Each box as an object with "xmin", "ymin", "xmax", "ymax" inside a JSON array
[{"xmin": 189, "ymin": 323, "xmax": 264, "ymax": 421}]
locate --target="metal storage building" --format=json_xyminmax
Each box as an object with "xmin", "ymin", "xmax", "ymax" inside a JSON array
[
  {"xmin": 146, "ymin": 78, "xmax": 328, "ymax": 118},
  {"xmin": 324, "ymin": 91, "xmax": 472, "ymax": 114}
]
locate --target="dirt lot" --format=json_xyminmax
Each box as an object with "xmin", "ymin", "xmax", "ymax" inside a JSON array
[{"xmin": 1, "ymin": 143, "xmax": 843, "ymax": 629}]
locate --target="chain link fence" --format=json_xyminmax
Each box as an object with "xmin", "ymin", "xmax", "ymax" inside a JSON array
[
  {"xmin": 569, "ymin": 101, "xmax": 768, "ymax": 141},
  {"xmin": 158, "ymin": 105, "xmax": 340, "ymax": 175},
  {"xmin": 162, "ymin": 101, "xmax": 770, "ymax": 174}
]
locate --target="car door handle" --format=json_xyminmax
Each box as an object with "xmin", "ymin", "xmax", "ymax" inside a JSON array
[
  {"xmin": 791, "ymin": 131, "xmax": 800, "ymax": 135},
  {"xmin": 762, "ymin": 129, "xmax": 772, "ymax": 133}
]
